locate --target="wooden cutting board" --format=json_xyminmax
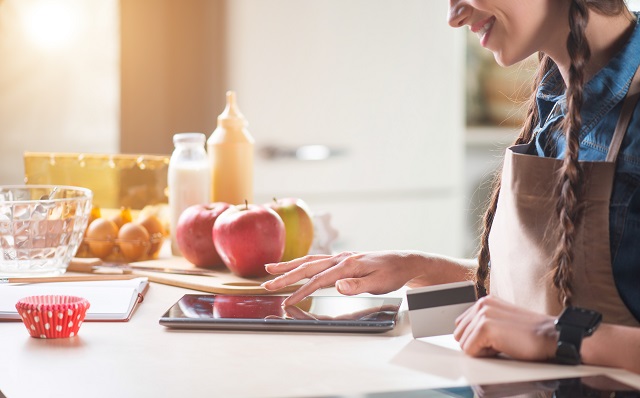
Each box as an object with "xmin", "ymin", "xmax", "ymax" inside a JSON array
[{"xmin": 69, "ymin": 257, "xmax": 303, "ymax": 295}]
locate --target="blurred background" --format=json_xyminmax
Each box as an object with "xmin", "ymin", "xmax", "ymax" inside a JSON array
[{"xmin": 1, "ymin": 0, "xmax": 639, "ymax": 258}]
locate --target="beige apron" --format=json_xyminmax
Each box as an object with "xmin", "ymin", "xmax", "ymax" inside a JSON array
[{"xmin": 488, "ymin": 66, "xmax": 640, "ymax": 327}]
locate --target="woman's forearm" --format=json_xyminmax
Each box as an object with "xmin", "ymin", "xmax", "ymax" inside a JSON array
[
  {"xmin": 581, "ymin": 323, "xmax": 640, "ymax": 374},
  {"xmin": 404, "ymin": 252, "xmax": 476, "ymax": 288}
]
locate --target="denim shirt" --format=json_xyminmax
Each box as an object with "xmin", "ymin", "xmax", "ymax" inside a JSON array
[{"xmin": 533, "ymin": 13, "xmax": 640, "ymax": 321}]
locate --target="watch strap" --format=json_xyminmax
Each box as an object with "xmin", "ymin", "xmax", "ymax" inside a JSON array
[
  {"xmin": 554, "ymin": 324, "xmax": 585, "ymax": 365},
  {"xmin": 553, "ymin": 307, "xmax": 602, "ymax": 365}
]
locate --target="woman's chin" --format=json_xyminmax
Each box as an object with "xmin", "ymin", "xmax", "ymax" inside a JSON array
[{"xmin": 492, "ymin": 51, "xmax": 531, "ymax": 68}]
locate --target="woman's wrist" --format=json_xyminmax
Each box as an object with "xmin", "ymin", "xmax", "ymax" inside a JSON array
[{"xmin": 540, "ymin": 317, "xmax": 560, "ymax": 360}]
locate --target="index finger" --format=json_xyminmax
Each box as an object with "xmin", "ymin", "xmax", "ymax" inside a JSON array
[
  {"xmin": 262, "ymin": 255, "xmax": 347, "ymax": 291},
  {"xmin": 265, "ymin": 255, "xmax": 332, "ymax": 275},
  {"xmin": 282, "ymin": 258, "xmax": 365, "ymax": 306},
  {"xmin": 283, "ymin": 305, "xmax": 323, "ymax": 320}
]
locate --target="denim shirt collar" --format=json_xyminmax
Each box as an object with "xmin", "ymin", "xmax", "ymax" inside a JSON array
[{"xmin": 535, "ymin": 12, "xmax": 640, "ymax": 143}]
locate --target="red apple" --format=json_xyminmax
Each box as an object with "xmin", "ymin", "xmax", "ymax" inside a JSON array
[
  {"xmin": 175, "ymin": 203, "xmax": 231, "ymax": 268},
  {"xmin": 213, "ymin": 203, "xmax": 285, "ymax": 277},
  {"xmin": 213, "ymin": 295, "xmax": 286, "ymax": 319},
  {"xmin": 266, "ymin": 198, "xmax": 314, "ymax": 262}
]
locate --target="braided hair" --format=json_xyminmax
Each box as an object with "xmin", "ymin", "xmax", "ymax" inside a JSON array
[{"xmin": 474, "ymin": 0, "xmax": 630, "ymax": 306}]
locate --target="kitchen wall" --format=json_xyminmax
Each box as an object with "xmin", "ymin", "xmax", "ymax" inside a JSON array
[
  {"xmin": 0, "ymin": 0, "xmax": 119, "ymax": 184},
  {"xmin": 119, "ymin": 0, "xmax": 227, "ymax": 155}
]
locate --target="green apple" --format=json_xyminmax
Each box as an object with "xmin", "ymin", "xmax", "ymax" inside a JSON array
[{"xmin": 266, "ymin": 198, "xmax": 314, "ymax": 262}]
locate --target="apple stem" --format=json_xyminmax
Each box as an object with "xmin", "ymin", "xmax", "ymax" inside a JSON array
[
  {"xmin": 244, "ymin": 199, "xmax": 248, "ymax": 210},
  {"xmin": 273, "ymin": 197, "xmax": 278, "ymax": 204}
]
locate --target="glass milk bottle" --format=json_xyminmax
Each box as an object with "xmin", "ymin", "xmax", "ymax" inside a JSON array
[
  {"xmin": 168, "ymin": 133, "xmax": 211, "ymax": 255},
  {"xmin": 207, "ymin": 91, "xmax": 254, "ymax": 205}
]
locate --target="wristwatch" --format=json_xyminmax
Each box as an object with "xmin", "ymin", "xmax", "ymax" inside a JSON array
[{"xmin": 553, "ymin": 306, "xmax": 602, "ymax": 365}]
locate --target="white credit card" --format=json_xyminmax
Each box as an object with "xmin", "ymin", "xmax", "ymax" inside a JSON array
[{"xmin": 406, "ymin": 281, "xmax": 477, "ymax": 338}]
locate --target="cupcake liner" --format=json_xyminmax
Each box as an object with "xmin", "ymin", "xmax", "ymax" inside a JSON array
[{"xmin": 15, "ymin": 295, "xmax": 90, "ymax": 339}]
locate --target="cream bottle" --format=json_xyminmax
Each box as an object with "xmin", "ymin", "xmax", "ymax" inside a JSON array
[
  {"xmin": 168, "ymin": 132, "xmax": 211, "ymax": 255},
  {"xmin": 207, "ymin": 91, "xmax": 254, "ymax": 205}
]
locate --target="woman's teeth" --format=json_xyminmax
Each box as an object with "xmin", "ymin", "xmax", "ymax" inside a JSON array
[{"xmin": 476, "ymin": 19, "xmax": 494, "ymax": 39}]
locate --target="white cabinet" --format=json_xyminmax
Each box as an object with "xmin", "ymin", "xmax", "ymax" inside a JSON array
[
  {"xmin": 225, "ymin": 1, "xmax": 466, "ymax": 256},
  {"xmin": 318, "ymin": 195, "xmax": 464, "ymax": 255}
]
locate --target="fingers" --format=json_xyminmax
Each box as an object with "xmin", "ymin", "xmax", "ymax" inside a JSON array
[
  {"xmin": 262, "ymin": 256, "xmax": 338, "ymax": 291},
  {"xmin": 283, "ymin": 305, "xmax": 319, "ymax": 320},
  {"xmin": 281, "ymin": 255, "xmax": 369, "ymax": 306},
  {"xmin": 453, "ymin": 296, "xmax": 492, "ymax": 341},
  {"xmin": 453, "ymin": 295, "xmax": 556, "ymax": 360},
  {"xmin": 336, "ymin": 278, "xmax": 360, "ymax": 295},
  {"xmin": 454, "ymin": 296, "xmax": 513, "ymax": 355},
  {"xmin": 281, "ymin": 273, "xmax": 335, "ymax": 306},
  {"xmin": 336, "ymin": 274, "xmax": 387, "ymax": 296},
  {"xmin": 265, "ymin": 255, "xmax": 332, "ymax": 275},
  {"xmin": 456, "ymin": 306, "xmax": 500, "ymax": 356},
  {"xmin": 263, "ymin": 251, "xmax": 399, "ymax": 307}
]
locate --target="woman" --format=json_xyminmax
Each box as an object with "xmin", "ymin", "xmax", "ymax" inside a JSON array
[{"xmin": 263, "ymin": 0, "xmax": 640, "ymax": 373}]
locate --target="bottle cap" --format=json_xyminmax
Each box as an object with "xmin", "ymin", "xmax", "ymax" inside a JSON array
[
  {"xmin": 217, "ymin": 91, "xmax": 248, "ymax": 130},
  {"xmin": 173, "ymin": 132, "xmax": 206, "ymax": 145}
]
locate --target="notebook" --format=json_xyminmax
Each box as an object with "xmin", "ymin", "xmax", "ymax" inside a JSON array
[{"xmin": 0, "ymin": 277, "xmax": 149, "ymax": 322}]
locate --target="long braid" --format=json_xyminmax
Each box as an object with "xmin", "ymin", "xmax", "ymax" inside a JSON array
[
  {"xmin": 551, "ymin": 0, "xmax": 591, "ymax": 308},
  {"xmin": 474, "ymin": 53, "xmax": 554, "ymax": 297}
]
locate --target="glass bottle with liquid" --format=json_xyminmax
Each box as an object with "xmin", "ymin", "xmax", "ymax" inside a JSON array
[
  {"xmin": 168, "ymin": 132, "xmax": 211, "ymax": 255},
  {"xmin": 207, "ymin": 91, "xmax": 254, "ymax": 205}
]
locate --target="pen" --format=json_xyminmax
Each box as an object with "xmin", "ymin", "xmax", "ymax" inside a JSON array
[{"xmin": 0, "ymin": 274, "xmax": 142, "ymax": 284}]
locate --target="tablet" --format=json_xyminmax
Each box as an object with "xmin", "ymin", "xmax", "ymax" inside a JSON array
[
  {"xmin": 159, "ymin": 294, "xmax": 403, "ymax": 333},
  {"xmin": 351, "ymin": 374, "xmax": 640, "ymax": 397}
]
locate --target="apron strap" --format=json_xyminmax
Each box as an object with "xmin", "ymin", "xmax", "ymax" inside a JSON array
[{"xmin": 606, "ymin": 65, "xmax": 640, "ymax": 162}]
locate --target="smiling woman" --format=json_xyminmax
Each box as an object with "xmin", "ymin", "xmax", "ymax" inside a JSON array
[{"xmin": 0, "ymin": 0, "xmax": 119, "ymax": 185}]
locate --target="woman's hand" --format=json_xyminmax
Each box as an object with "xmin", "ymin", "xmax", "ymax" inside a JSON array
[
  {"xmin": 261, "ymin": 251, "xmax": 423, "ymax": 306},
  {"xmin": 454, "ymin": 295, "xmax": 558, "ymax": 361}
]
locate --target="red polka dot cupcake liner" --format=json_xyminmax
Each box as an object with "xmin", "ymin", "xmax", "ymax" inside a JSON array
[{"xmin": 15, "ymin": 295, "xmax": 90, "ymax": 339}]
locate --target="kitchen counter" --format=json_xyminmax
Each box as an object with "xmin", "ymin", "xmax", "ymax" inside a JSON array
[{"xmin": 1, "ymin": 282, "xmax": 639, "ymax": 398}]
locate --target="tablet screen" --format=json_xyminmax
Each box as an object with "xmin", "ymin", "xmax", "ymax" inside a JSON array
[{"xmin": 160, "ymin": 294, "xmax": 403, "ymax": 333}]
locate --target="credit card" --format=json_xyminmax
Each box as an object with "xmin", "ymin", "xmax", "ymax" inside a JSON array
[{"xmin": 406, "ymin": 281, "xmax": 477, "ymax": 338}]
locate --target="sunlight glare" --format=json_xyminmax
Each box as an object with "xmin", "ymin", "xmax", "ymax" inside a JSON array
[{"xmin": 22, "ymin": 1, "xmax": 80, "ymax": 50}]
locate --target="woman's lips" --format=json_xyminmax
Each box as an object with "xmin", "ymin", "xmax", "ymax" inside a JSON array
[{"xmin": 471, "ymin": 16, "xmax": 496, "ymax": 47}]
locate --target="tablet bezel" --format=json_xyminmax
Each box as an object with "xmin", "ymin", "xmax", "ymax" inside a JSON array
[{"xmin": 159, "ymin": 294, "xmax": 403, "ymax": 333}]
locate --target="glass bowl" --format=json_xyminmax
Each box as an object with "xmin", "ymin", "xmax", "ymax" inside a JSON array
[{"xmin": 0, "ymin": 185, "xmax": 93, "ymax": 277}]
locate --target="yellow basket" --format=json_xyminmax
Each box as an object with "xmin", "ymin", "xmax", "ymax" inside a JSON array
[{"xmin": 24, "ymin": 152, "xmax": 169, "ymax": 210}]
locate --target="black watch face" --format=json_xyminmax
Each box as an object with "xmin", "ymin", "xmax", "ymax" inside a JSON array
[{"xmin": 559, "ymin": 307, "xmax": 602, "ymax": 329}]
